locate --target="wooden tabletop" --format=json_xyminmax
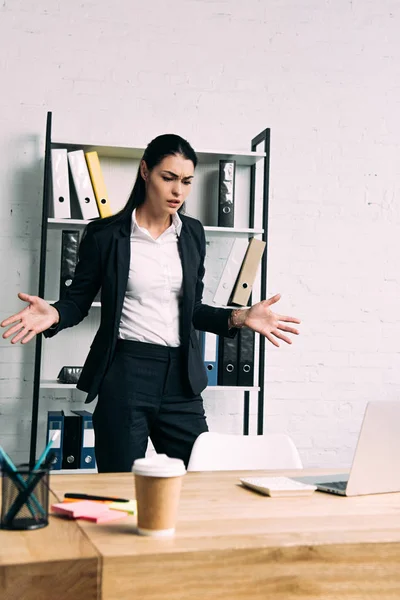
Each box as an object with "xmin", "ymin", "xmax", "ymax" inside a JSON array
[
  {"xmin": 52, "ymin": 468, "xmax": 400, "ymax": 600},
  {"xmin": 0, "ymin": 491, "xmax": 99, "ymax": 600},
  {"xmin": 2, "ymin": 468, "xmax": 400, "ymax": 600}
]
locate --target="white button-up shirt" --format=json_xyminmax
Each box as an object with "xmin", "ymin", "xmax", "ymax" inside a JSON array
[{"xmin": 118, "ymin": 209, "xmax": 183, "ymax": 347}]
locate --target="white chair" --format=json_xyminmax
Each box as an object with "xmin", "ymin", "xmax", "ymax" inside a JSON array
[{"xmin": 187, "ymin": 432, "xmax": 303, "ymax": 471}]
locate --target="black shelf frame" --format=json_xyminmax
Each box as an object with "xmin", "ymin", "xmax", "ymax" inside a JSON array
[
  {"xmin": 29, "ymin": 112, "xmax": 52, "ymax": 467},
  {"xmin": 249, "ymin": 129, "xmax": 270, "ymax": 435},
  {"xmin": 241, "ymin": 130, "xmax": 271, "ymax": 435},
  {"xmin": 28, "ymin": 112, "xmax": 270, "ymax": 464}
]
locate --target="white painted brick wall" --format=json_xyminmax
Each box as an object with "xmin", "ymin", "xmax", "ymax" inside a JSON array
[{"xmin": 1, "ymin": 0, "xmax": 400, "ymax": 467}]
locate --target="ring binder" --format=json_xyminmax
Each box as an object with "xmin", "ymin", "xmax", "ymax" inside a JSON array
[
  {"xmin": 218, "ymin": 160, "xmax": 236, "ymax": 227},
  {"xmin": 46, "ymin": 411, "xmax": 64, "ymax": 470},
  {"xmin": 61, "ymin": 414, "xmax": 81, "ymax": 470},
  {"xmin": 71, "ymin": 410, "xmax": 96, "ymax": 469},
  {"xmin": 85, "ymin": 151, "xmax": 112, "ymax": 218},
  {"xmin": 218, "ymin": 336, "xmax": 238, "ymax": 386},
  {"xmin": 51, "ymin": 149, "xmax": 71, "ymax": 218},
  {"xmin": 237, "ymin": 328, "xmax": 255, "ymax": 387},
  {"xmin": 60, "ymin": 230, "xmax": 80, "ymax": 300},
  {"xmin": 68, "ymin": 150, "xmax": 100, "ymax": 220},
  {"xmin": 199, "ymin": 332, "xmax": 219, "ymax": 386},
  {"xmin": 230, "ymin": 238, "xmax": 266, "ymax": 306},
  {"xmin": 213, "ymin": 238, "xmax": 248, "ymax": 306}
]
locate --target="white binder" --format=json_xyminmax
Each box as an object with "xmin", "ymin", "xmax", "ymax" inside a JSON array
[
  {"xmin": 213, "ymin": 238, "xmax": 249, "ymax": 306},
  {"xmin": 67, "ymin": 150, "xmax": 100, "ymax": 220},
  {"xmin": 51, "ymin": 149, "xmax": 71, "ymax": 218}
]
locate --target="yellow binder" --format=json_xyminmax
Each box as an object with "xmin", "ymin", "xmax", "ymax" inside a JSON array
[{"xmin": 85, "ymin": 151, "xmax": 112, "ymax": 218}]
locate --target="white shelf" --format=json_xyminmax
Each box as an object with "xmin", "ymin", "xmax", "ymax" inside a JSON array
[
  {"xmin": 48, "ymin": 218, "xmax": 90, "ymax": 226},
  {"xmin": 205, "ymin": 386, "xmax": 260, "ymax": 392},
  {"xmin": 52, "ymin": 141, "xmax": 145, "ymax": 160},
  {"xmin": 40, "ymin": 380, "xmax": 259, "ymax": 392},
  {"xmin": 197, "ymin": 149, "xmax": 265, "ymax": 166},
  {"xmin": 50, "ymin": 468, "xmax": 98, "ymax": 475},
  {"xmin": 41, "ymin": 380, "xmax": 78, "ymax": 388},
  {"xmin": 48, "ymin": 219, "xmax": 264, "ymax": 235},
  {"xmin": 204, "ymin": 226, "xmax": 263, "ymax": 234},
  {"xmin": 51, "ymin": 140, "xmax": 266, "ymax": 165}
]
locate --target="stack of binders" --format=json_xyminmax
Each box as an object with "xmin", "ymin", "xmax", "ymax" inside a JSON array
[
  {"xmin": 46, "ymin": 410, "xmax": 96, "ymax": 471},
  {"xmin": 51, "ymin": 148, "xmax": 112, "ymax": 219},
  {"xmin": 197, "ymin": 329, "xmax": 255, "ymax": 388},
  {"xmin": 218, "ymin": 328, "xmax": 255, "ymax": 387}
]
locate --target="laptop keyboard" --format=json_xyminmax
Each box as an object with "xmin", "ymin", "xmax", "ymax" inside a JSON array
[{"xmin": 320, "ymin": 480, "xmax": 348, "ymax": 490}]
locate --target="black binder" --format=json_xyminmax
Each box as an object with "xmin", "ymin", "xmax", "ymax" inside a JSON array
[
  {"xmin": 218, "ymin": 336, "xmax": 238, "ymax": 386},
  {"xmin": 71, "ymin": 410, "xmax": 96, "ymax": 469},
  {"xmin": 217, "ymin": 160, "xmax": 236, "ymax": 227},
  {"xmin": 238, "ymin": 328, "xmax": 255, "ymax": 387},
  {"xmin": 61, "ymin": 414, "xmax": 81, "ymax": 470},
  {"xmin": 60, "ymin": 230, "xmax": 80, "ymax": 300}
]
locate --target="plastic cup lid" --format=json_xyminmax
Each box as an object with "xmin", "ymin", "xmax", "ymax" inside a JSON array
[{"xmin": 132, "ymin": 454, "xmax": 186, "ymax": 477}]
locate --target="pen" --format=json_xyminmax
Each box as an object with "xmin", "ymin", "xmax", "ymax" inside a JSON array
[{"xmin": 64, "ymin": 493, "xmax": 130, "ymax": 503}]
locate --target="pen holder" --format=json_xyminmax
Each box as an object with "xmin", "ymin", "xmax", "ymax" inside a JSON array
[{"xmin": 1, "ymin": 465, "xmax": 50, "ymax": 530}]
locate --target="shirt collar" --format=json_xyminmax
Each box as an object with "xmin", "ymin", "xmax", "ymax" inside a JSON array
[{"xmin": 131, "ymin": 208, "xmax": 182, "ymax": 237}]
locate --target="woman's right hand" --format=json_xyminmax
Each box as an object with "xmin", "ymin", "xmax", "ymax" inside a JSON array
[{"xmin": 1, "ymin": 293, "xmax": 60, "ymax": 344}]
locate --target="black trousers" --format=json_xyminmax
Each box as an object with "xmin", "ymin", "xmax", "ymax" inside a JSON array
[{"xmin": 92, "ymin": 339, "xmax": 208, "ymax": 472}]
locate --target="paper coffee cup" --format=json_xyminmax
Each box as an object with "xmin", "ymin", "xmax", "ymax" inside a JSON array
[{"xmin": 132, "ymin": 454, "xmax": 186, "ymax": 537}]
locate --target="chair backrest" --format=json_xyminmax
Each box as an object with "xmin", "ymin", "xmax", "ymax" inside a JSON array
[{"xmin": 187, "ymin": 432, "xmax": 303, "ymax": 471}]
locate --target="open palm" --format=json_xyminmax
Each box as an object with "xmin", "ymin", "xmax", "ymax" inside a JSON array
[
  {"xmin": 245, "ymin": 293, "xmax": 301, "ymax": 347},
  {"xmin": 1, "ymin": 293, "xmax": 59, "ymax": 344}
]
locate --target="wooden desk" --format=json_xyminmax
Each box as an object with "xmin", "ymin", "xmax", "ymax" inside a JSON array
[
  {"xmin": 2, "ymin": 469, "xmax": 400, "ymax": 599},
  {"xmin": 0, "ymin": 491, "xmax": 99, "ymax": 600},
  {"xmin": 51, "ymin": 469, "xmax": 400, "ymax": 600}
]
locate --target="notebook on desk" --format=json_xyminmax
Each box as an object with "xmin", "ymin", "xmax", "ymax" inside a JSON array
[{"xmin": 294, "ymin": 401, "xmax": 400, "ymax": 497}]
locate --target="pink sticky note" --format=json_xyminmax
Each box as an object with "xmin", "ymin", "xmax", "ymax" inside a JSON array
[
  {"xmin": 82, "ymin": 509, "xmax": 129, "ymax": 523},
  {"xmin": 52, "ymin": 500, "xmax": 111, "ymax": 519}
]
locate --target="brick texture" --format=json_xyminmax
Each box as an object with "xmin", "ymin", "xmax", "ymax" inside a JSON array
[{"xmin": 1, "ymin": 0, "xmax": 399, "ymax": 467}]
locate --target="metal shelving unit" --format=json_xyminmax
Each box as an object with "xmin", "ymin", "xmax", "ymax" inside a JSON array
[{"xmin": 29, "ymin": 111, "xmax": 270, "ymax": 465}]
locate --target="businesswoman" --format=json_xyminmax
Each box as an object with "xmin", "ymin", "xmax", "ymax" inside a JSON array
[{"xmin": 1, "ymin": 134, "xmax": 301, "ymax": 472}]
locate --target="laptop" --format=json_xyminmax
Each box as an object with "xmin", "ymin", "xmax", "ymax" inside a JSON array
[{"xmin": 294, "ymin": 401, "xmax": 400, "ymax": 496}]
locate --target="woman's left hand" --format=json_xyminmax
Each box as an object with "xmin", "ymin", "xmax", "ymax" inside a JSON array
[{"xmin": 243, "ymin": 293, "xmax": 301, "ymax": 347}]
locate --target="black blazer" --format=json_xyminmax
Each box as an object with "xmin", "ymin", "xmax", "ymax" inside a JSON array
[{"xmin": 44, "ymin": 213, "xmax": 236, "ymax": 402}]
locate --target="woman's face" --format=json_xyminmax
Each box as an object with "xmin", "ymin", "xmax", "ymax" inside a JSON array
[{"xmin": 141, "ymin": 154, "xmax": 195, "ymax": 216}]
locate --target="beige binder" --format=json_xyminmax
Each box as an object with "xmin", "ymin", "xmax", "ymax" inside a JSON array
[{"xmin": 230, "ymin": 238, "xmax": 266, "ymax": 306}]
